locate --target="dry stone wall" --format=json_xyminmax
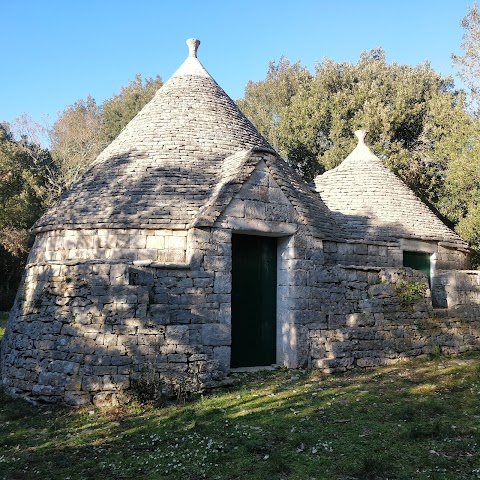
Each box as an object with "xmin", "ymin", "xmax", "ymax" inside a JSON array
[
  {"xmin": 432, "ymin": 270, "xmax": 480, "ymax": 310},
  {"xmin": 1, "ymin": 226, "xmax": 233, "ymax": 406},
  {"xmin": 307, "ymin": 266, "xmax": 480, "ymax": 372},
  {"xmin": 323, "ymin": 240, "xmax": 470, "ymax": 269},
  {"xmin": 29, "ymin": 229, "xmax": 188, "ymax": 264}
]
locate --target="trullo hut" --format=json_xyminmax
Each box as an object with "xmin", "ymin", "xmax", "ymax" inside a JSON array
[{"xmin": 1, "ymin": 40, "xmax": 479, "ymax": 406}]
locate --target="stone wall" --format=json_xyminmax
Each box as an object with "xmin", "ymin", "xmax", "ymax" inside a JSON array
[
  {"xmin": 307, "ymin": 266, "xmax": 480, "ymax": 372},
  {"xmin": 323, "ymin": 241, "xmax": 400, "ymax": 267},
  {"xmin": 323, "ymin": 240, "xmax": 470, "ymax": 270},
  {"xmin": 29, "ymin": 229, "xmax": 188, "ymax": 264},
  {"xmin": 1, "ymin": 158, "xmax": 478, "ymax": 406},
  {"xmin": 1, "ymin": 226, "xmax": 233, "ymax": 406},
  {"xmin": 432, "ymin": 270, "xmax": 480, "ymax": 309}
]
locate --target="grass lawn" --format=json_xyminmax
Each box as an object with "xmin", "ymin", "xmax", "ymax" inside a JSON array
[{"xmin": 0, "ymin": 348, "xmax": 479, "ymax": 479}]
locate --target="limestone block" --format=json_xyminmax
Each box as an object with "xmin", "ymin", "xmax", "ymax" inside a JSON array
[
  {"xmin": 265, "ymin": 204, "xmax": 291, "ymax": 222},
  {"xmin": 168, "ymin": 353, "xmax": 188, "ymax": 363},
  {"xmin": 368, "ymin": 284, "xmax": 392, "ymax": 298},
  {"xmin": 213, "ymin": 346, "xmax": 230, "ymax": 374},
  {"xmin": 49, "ymin": 360, "xmax": 80, "ymax": 375},
  {"xmin": 119, "ymin": 234, "xmax": 147, "ymax": 249},
  {"xmin": 166, "ymin": 325, "xmax": 190, "ymax": 344},
  {"xmin": 163, "ymin": 249, "xmax": 186, "ymax": 263},
  {"xmin": 110, "ymin": 353, "xmax": 131, "ymax": 366},
  {"xmin": 93, "ymin": 235, "xmax": 117, "ymax": 249},
  {"xmin": 202, "ymin": 324, "xmax": 230, "ymax": 346},
  {"xmin": 214, "ymin": 273, "xmax": 231, "ymax": 294},
  {"xmin": 64, "ymin": 391, "xmax": 91, "ymax": 406},
  {"xmin": 38, "ymin": 371, "xmax": 67, "ymax": 387},
  {"xmin": 93, "ymin": 391, "xmax": 120, "ymax": 407},
  {"xmin": 352, "ymin": 243, "xmax": 368, "ymax": 255},
  {"xmin": 32, "ymin": 384, "xmax": 64, "ymax": 396},
  {"xmin": 310, "ymin": 340, "xmax": 327, "ymax": 358},
  {"xmin": 146, "ymin": 235, "xmax": 165, "ymax": 249},
  {"xmin": 356, "ymin": 357, "xmax": 382, "ymax": 368},
  {"xmin": 225, "ymin": 198, "xmax": 245, "ymax": 218},
  {"xmin": 244, "ymin": 200, "xmax": 266, "ymax": 219},
  {"xmin": 193, "ymin": 277, "xmax": 213, "ymax": 288},
  {"xmin": 203, "ymin": 255, "xmax": 228, "ymax": 272},
  {"xmin": 110, "ymin": 264, "xmax": 129, "ymax": 286},
  {"xmin": 135, "ymin": 249, "xmax": 160, "ymax": 261},
  {"xmin": 107, "ymin": 249, "xmax": 139, "ymax": 261},
  {"xmin": 328, "ymin": 314, "xmax": 346, "ymax": 329},
  {"xmin": 166, "ymin": 235, "xmax": 187, "ymax": 250}
]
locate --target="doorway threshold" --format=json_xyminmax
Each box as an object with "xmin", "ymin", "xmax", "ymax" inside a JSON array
[{"xmin": 230, "ymin": 364, "xmax": 280, "ymax": 373}]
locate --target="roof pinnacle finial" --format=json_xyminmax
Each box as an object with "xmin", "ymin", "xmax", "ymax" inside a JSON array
[
  {"xmin": 187, "ymin": 38, "xmax": 200, "ymax": 58},
  {"xmin": 355, "ymin": 129, "xmax": 367, "ymax": 145}
]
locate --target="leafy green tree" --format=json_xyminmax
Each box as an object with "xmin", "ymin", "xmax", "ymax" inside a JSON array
[
  {"xmin": 438, "ymin": 120, "xmax": 480, "ymax": 262},
  {"xmin": 236, "ymin": 57, "xmax": 311, "ymax": 155},
  {"xmin": 239, "ymin": 49, "xmax": 472, "ymax": 197},
  {"xmin": 48, "ymin": 74, "xmax": 163, "ymax": 201},
  {"xmin": 0, "ymin": 123, "xmax": 50, "ymax": 309},
  {"xmin": 452, "ymin": 2, "xmax": 480, "ymax": 111},
  {"xmin": 101, "ymin": 74, "xmax": 163, "ymax": 143}
]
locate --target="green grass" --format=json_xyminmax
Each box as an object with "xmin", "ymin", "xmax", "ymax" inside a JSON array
[
  {"xmin": 0, "ymin": 311, "xmax": 8, "ymax": 338},
  {"xmin": 0, "ymin": 352, "xmax": 480, "ymax": 479}
]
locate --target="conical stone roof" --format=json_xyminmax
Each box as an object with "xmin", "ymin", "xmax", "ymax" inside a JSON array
[
  {"xmin": 33, "ymin": 39, "xmax": 273, "ymax": 233},
  {"xmin": 314, "ymin": 131, "xmax": 468, "ymax": 247}
]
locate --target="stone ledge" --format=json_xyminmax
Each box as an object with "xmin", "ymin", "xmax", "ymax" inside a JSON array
[{"xmin": 26, "ymin": 259, "xmax": 191, "ymax": 270}]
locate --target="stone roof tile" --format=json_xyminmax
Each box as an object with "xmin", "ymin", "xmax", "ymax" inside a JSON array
[
  {"xmin": 33, "ymin": 40, "xmax": 271, "ymax": 233},
  {"xmin": 32, "ymin": 39, "xmax": 343, "ymax": 242},
  {"xmin": 314, "ymin": 130, "xmax": 468, "ymax": 247}
]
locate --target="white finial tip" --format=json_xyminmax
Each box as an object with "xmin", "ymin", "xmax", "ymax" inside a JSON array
[
  {"xmin": 186, "ymin": 38, "xmax": 200, "ymax": 58},
  {"xmin": 355, "ymin": 130, "xmax": 367, "ymax": 144}
]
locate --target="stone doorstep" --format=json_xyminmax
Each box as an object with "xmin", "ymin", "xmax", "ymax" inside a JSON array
[{"xmin": 230, "ymin": 364, "xmax": 280, "ymax": 373}]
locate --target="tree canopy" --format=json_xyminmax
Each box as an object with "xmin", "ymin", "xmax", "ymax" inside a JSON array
[
  {"xmin": 102, "ymin": 74, "xmax": 163, "ymax": 143},
  {"xmin": 0, "ymin": 122, "xmax": 51, "ymax": 309},
  {"xmin": 48, "ymin": 74, "xmax": 163, "ymax": 198},
  {"xmin": 237, "ymin": 46, "xmax": 480, "ymax": 263},
  {"xmin": 452, "ymin": 1, "xmax": 480, "ymax": 112}
]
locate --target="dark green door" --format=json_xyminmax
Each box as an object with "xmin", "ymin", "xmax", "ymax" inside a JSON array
[
  {"xmin": 403, "ymin": 251, "xmax": 431, "ymax": 286},
  {"xmin": 231, "ymin": 234, "xmax": 277, "ymax": 368}
]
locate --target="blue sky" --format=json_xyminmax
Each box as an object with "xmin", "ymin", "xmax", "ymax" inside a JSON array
[{"xmin": 0, "ymin": 0, "xmax": 473, "ymax": 127}]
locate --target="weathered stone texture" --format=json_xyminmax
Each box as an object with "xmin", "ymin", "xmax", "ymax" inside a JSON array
[
  {"xmin": 1, "ymin": 41, "xmax": 478, "ymax": 408},
  {"xmin": 307, "ymin": 266, "xmax": 480, "ymax": 373},
  {"xmin": 29, "ymin": 229, "xmax": 188, "ymax": 265}
]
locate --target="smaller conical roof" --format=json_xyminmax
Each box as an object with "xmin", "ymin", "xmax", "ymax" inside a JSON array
[{"xmin": 314, "ymin": 131, "xmax": 468, "ymax": 247}]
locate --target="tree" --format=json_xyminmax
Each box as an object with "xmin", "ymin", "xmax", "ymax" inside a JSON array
[
  {"xmin": 239, "ymin": 48, "xmax": 472, "ymax": 197},
  {"xmin": 48, "ymin": 96, "xmax": 105, "ymax": 200},
  {"xmin": 452, "ymin": 2, "xmax": 480, "ymax": 111},
  {"xmin": 101, "ymin": 74, "xmax": 163, "ymax": 143},
  {"xmin": 47, "ymin": 74, "xmax": 163, "ymax": 202},
  {"xmin": 0, "ymin": 122, "xmax": 50, "ymax": 309},
  {"xmin": 236, "ymin": 57, "xmax": 311, "ymax": 155},
  {"xmin": 439, "ymin": 120, "xmax": 480, "ymax": 262}
]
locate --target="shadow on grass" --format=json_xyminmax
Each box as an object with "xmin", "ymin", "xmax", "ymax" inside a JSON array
[{"xmin": 1, "ymin": 352, "xmax": 480, "ymax": 480}]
